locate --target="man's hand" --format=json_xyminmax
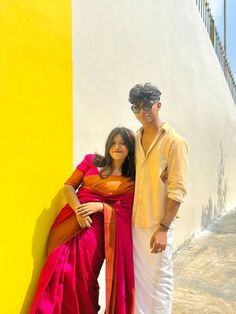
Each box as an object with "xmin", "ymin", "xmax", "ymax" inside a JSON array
[{"xmin": 150, "ymin": 225, "xmax": 168, "ymax": 254}]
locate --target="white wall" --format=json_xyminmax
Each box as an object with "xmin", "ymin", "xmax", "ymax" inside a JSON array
[{"xmin": 71, "ymin": 0, "xmax": 236, "ymax": 263}]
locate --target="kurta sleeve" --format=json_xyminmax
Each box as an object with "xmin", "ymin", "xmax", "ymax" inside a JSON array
[{"xmin": 167, "ymin": 139, "xmax": 188, "ymax": 203}]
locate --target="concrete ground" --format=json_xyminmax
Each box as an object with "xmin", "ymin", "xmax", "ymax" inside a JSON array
[{"xmin": 172, "ymin": 208, "xmax": 236, "ymax": 314}]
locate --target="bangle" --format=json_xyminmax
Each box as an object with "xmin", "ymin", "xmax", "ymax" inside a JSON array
[
  {"xmin": 101, "ymin": 202, "xmax": 104, "ymax": 211},
  {"xmin": 160, "ymin": 222, "xmax": 170, "ymax": 230}
]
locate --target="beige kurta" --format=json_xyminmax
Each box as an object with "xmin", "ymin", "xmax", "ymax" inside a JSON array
[
  {"xmin": 132, "ymin": 123, "xmax": 188, "ymax": 228},
  {"xmin": 132, "ymin": 123, "xmax": 188, "ymax": 314}
]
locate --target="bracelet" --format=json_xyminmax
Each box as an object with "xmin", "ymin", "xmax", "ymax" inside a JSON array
[
  {"xmin": 160, "ymin": 222, "xmax": 170, "ymax": 230},
  {"xmin": 101, "ymin": 202, "xmax": 104, "ymax": 211}
]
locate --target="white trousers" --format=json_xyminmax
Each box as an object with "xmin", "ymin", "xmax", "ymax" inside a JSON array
[{"xmin": 132, "ymin": 226, "xmax": 174, "ymax": 314}]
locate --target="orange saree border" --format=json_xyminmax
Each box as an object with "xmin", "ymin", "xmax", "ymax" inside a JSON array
[
  {"xmin": 47, "ymin": 214, "xmax": 81, "ymax": 256},
  {"xmin": 104, "ymin": 203, "xmax": 116, "ymax": 314}
]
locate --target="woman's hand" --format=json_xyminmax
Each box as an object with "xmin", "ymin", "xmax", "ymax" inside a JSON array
[
  {"xmin": 75, "ymin": 212, "xmax": 92, "ymax": 229},
  {"xmin": 77, "ymin": 202, "xmax": 104, "ymax": 218}
]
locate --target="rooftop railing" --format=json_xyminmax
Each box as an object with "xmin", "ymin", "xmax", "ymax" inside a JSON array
[{"xmin": 196, "ymin": 0, "xmax": 236, "ymax": 104}]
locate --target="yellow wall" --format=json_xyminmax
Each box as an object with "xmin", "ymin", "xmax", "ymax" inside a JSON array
[{"xmin": 0, "ymin": 1, "xmax": 72, "ymax": 313}]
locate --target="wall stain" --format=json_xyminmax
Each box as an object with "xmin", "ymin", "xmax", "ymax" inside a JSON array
[{"xmin": 201, "ymin": 141, "xmax": 227, "ymax": 230}]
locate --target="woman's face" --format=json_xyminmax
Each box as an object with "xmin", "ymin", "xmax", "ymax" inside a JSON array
[{"xmin": 109, "ymin": 133, "xmax": 129, "ymax": 163}]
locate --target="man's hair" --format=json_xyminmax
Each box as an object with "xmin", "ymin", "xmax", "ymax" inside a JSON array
[{"xmin": 128, "ymin": 83, "xmax": 161, "ymax": 105}]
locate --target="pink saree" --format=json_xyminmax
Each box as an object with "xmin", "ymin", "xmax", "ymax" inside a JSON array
[{"xmin": 30, "ymin": 154, "xmax": 135, "ymax": 314}]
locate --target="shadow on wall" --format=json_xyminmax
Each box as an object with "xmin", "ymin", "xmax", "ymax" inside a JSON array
[
  {"xmin": 173, "ymin": 233, "xmax": 195, "ymax": 256},
  {"xmin": 201, "ymin": 141, "xmax": 228, "ymax": 230},
  {"xmin": 20, "ymin": 188, "xmax": 67, "ymax": 314}
]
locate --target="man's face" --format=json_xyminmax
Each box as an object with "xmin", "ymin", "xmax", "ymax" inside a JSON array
[{"xmin": 131, "ymin": 101, "xmax": 160, "ymax": 126}]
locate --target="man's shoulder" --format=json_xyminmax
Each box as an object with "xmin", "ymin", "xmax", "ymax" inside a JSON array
[{"xmin": 164, "ymin": 124, "xmax": 188, "ymax": 146}]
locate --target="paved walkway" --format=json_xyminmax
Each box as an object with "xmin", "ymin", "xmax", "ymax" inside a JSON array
[{"xmin": 172, "ymin": 208, "xmax": 236, "ymax": 314}]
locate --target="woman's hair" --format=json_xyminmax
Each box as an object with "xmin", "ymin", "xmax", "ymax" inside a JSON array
[{"xmin": 93, "ymin": 127, "xmax": 135, "ymax": 180}]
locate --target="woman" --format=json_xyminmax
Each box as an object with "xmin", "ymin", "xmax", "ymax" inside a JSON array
[{"xmin": 30, "ymin": 127, "xmax": 135, "ymax": 314}]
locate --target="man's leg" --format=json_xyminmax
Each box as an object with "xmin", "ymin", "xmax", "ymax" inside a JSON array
[{"xmin": 132, "ymin": 226, "xmax": 173, "ymax": 314}]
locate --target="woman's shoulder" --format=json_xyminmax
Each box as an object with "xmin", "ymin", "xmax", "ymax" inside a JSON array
[
  {"xmin": 81, "ymin": 154, "xmax": 97, "ymax": 167},
  {"xmin": 83, "ymin": 153, "xmax": 96, "ymax": 162},
  {"xmin": 75, "ymin": 154, "xmax": 96, "ymax": 172}
]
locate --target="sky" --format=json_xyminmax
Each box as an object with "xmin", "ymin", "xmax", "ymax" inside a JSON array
[{"xmin": 207, "ymin": 0, "xmax": 236, "ymax": 79}]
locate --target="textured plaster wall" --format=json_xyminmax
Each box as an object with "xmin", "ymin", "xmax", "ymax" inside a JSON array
[
  {"xmin": 72, "ymin": 1, "xmax": 236, "ymax": 310},
  {"xmin": 72, "ymin": 0, "xmax": 236, "ymax": 250}
]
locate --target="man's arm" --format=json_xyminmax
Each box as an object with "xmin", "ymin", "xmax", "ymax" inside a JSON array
[
  {"xmin": 150, "ymin": 138, "xmax": 188, "ymax": 254},
  {"xmin": 150, "ymin": 198, "xmax": 180, "ymax": 253}
]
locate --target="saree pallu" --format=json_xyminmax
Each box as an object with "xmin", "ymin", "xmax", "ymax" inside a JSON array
[{"xmin": 30, "ymin": 184, "xmax": 135, "ymax": 314}]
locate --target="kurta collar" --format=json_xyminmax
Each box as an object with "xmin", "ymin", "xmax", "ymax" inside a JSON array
[
  {"xmin": 136, "ymin": 123, "xmax": 169, "ymax": 158},
  {"xmin": 136, "ymin": 122, "xmax": 169, "ymax": 136}
]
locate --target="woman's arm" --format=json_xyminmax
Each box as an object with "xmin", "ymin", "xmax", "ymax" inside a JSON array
[
  {"xmin": 64, "ymin": 184, "xmax": 92, "ymax": 228},
  {"xmin": 64, "ymin": 184, "xmax": 81, "ymax": 210}
]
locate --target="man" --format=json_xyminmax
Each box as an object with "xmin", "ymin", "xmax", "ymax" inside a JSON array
[{"xmin": 129, "ymin": 83, "xmax": 188, "ymax": 314}]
